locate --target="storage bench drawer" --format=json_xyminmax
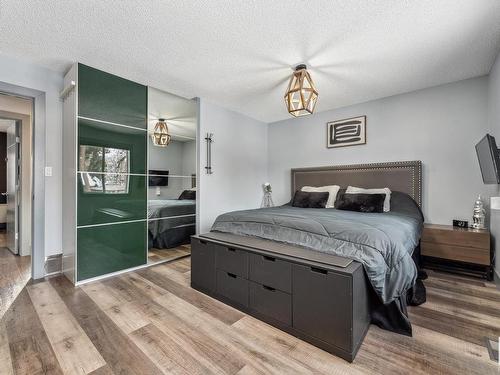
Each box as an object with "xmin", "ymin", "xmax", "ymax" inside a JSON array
[
  {"xmin": 249, "ymin": 252, "xmax": 292, "ymax": 293},
  {"xmin": 216, "ymin": 246, "xmax": 248, "ymax": 277},
  {"xmin": 191, "ymin": 238, "xmax": 218, "ymax": 292},
  {"xmin": 249, "ymin": 281, "xmax": 291, "ymax": 325},
  {"xmin": 216, "ymin": 269, "xmax": 248, "ymax": 307},
  {"xmin": 293, "ymin": 264, "xmax": 352, "ymax": 351}
]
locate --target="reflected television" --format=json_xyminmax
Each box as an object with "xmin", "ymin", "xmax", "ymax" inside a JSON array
[
  {"xmin": 149, "ymin": 170, "xmax": 169, "ymax": 186},
  {"xmin": 475, "ymin": 134, "xmax": 500, "ymax": 184}
]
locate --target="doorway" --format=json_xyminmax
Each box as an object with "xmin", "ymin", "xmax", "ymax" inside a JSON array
[{"xmin": 0, "ymin": 92, "xmax": 33, "ymax": 317}]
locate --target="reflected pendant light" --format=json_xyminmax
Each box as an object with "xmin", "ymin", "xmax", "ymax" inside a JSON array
[
  {"xmin": 151, "ymin": 118, "xmax": 171, "ymax": 147},
  {"xmin": 284, "ymin": 64, "xmax": 318, "ymax": 117}
]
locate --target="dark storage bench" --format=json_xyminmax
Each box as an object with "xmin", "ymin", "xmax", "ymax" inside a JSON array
[{"xmin": 191, "ymin": 232, "xmax": 371, "ymax": 362}]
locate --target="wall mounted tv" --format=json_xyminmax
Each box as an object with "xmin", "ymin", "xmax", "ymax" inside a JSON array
[
  {"xmin": 475, "ymin": 134, "xmax": 500, "ymax": 184},
  {"xmin": 149, "ymin": 170, "xmax": 169, "ymax": 186}
]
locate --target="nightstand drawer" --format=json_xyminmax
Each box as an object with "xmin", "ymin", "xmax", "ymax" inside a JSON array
[
  {"xmin": 421, "ymin": 242, "xmax": 490, "ymax": 265},
  {"xmin": 422, "ymin": 225, "xmax": 489, "ymax": 249}
]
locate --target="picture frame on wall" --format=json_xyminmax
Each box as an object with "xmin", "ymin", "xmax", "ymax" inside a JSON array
[{"xmin": 327, "ymin": 115, "xmax": 366, "ymax": 148}]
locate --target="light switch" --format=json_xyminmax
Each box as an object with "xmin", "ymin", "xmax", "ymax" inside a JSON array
[
  {"xmin": 45, "ymin": 166, "xmax": 53, "ymax": 177},
  {"xmin": 491, "ymin": 196, "xmax": 500, "ymax": 210},
  {"xmin": 156, "ymin": 186, "xmax": 161, "ymax": 196}
]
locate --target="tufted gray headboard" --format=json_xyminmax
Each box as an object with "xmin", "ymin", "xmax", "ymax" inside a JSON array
[{"xmin": 291, "ymin": 160, "xmax": 422, "ymax": 207}]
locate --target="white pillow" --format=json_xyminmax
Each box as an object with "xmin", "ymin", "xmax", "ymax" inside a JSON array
[
  {"xmin": 346, "ymin": 186, "xmax": 392, "ymax": 212},
  {"xmin": 301, "ymin": 185, "xmax": 340, "ymax": 208}
]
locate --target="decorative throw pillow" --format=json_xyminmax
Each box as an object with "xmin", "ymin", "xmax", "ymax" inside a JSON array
[
  {"xmin": 301, "ymin": 185, "xmax": 340, "ymax": 208},
  {"xmin": 336, "ymin": 193, "xmax": 385, "ymax": 213},
  {"xmin": 292, "ymin": 191, "xmax": 329, "ymax": 208},
  {"xmin": 178, "ymin": 190, "xmax": 196, "ymax": 200},
  {"xmin": 346, "ymin": 186, "xmax": 392, "ymax": 212}
]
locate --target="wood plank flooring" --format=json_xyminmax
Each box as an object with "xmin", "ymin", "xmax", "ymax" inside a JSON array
[
  {"xmin": 148, "ymin": 244, "xmax": 191, "ymax": 264},
  {"xmin": 1, "ymin": 253, "xmax": 499, "ymax": 374},
  {"xmin": 0, "ymin": 246, "xmax": 31, "ymax": 319}
]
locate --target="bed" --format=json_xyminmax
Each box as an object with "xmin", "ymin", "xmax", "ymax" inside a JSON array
[
  {"xmin": 191, "ymin": 160, "xmax": 425, "ymax": 361},
  {"xmin": 148, "ymin": 198, "xmax": 196, "ymax": 249}
]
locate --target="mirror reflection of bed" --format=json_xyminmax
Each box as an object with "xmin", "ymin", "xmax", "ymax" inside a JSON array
[{"xmin": 147, "ymin": 87, "xmax": 197, "ymax": 265}]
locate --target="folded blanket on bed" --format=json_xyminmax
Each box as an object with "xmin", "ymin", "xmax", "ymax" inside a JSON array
[{"xmin": 211, "ymin": 205, "xmax": 422, "ymax": 304}]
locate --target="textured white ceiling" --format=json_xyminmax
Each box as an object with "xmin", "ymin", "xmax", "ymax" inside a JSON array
[
  {"xmin": 1, "ymin": 1, "xmax": 500, "ymax": 123},
  {"xmin": 148, "ymin": 87, "xmax": 196, "ymax": 141}
]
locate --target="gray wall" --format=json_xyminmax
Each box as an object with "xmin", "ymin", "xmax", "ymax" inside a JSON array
[
  {"xmin": 488, "ymin": 50, "xmax": 500, "ymax": 278},
  {"xmin": 198, "ymin": 99, "xmax": 268, "ymax": 232},
  {"xmin": 0, "ymin": 54, "xmax": 63, "ymax": 257},
  {"xmin": 268, "ymin": 76, "xmax": 493, "ymax": 226}
]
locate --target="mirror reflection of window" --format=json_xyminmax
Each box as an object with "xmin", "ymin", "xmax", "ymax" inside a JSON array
[{"xmin": 79, "ymin": 145, "xmax": 130, "ymax": 194}]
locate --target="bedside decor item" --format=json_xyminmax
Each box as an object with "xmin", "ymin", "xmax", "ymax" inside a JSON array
[
  {"xmin": 472, "ymin": 195, "xmax": 486, "ymax": 229},
  {"xmin": 284, "ymin": 64, "xmax": 318, "ymax": 117},
  {"xmin": 452, "ymin": 219, "xmax": 468, "ymax": 228},
  {"xmin": 327, "ymin": 116, "xmax": 366, "ymax": 148},
  {"xmin": 261, "ymin": 182, "xmax": 274, "ymax": 208},
  {"xmin": 151, "ymin": 118, "xmax": 171, "ymax": 147},
  {"xmin": 205, "ymin": 133, "xmax": 213, "ymax": 174}
]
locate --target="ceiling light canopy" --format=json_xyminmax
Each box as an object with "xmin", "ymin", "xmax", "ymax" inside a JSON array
[
  {"xmin": 284, "ymin": 64, "xmax": 318, "ymax": 117},
  {"xmin": 151, "ymin": 118, "xmax": 171, "ymax": 147}
]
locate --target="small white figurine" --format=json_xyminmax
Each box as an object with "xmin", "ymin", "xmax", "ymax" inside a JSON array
[
  {"xmin": 471, "ymin": 194, "xmax": 486, "ymax": 229},
  {"xmin": 261, "ymin": 182, "xmax": 274, "ymax": 208}
]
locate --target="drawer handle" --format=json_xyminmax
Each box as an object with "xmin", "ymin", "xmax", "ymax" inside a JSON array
[
  {"xmin": 227, "ymin": 248, "xmax": 236, "ymax": 252},
  {"xmin": 263, "ymin": 255, "xmax": 276, "ymax": 262},
  {"xmin": 262, "ymin": 285, "xmax": 276, "ymax": 292},
  {"xmin": 200, "ymin": 240, "xmax": 207, "ymax": 245},
  {"xmin": 227, "ymin": 272, "xmax": 237, "ymax": 278},
  {"xmin": 311, "ymin": 266, "xmax": 327, "ymax": 275}
]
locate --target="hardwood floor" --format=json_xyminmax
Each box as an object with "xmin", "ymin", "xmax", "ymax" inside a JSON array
[
  {"xmin": 0, "ymin": 245, "xmax": 31, "ymax": 319},
  {"xmin": 148, "ymin": 244, "xmax": 191, "ymax": 264},
  {"xmin": 1, "ymin": 256, "xmax": 499, "ymax": 374}
]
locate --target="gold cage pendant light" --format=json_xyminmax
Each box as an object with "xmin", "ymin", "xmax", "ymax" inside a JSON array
[
  {"xmin": 151, "ymin": 118, "xmax": 171, "ymax": 147},
  {"xmin": 284, "ymin": 64, "xmax": 318, "ymax": 117}
]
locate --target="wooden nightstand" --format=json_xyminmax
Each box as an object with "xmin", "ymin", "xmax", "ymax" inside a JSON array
[{"xmin": 421, "ymin": 224, "xmax": 493, "ymax": 280}]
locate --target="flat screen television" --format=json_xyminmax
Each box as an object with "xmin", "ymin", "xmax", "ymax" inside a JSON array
[
  {"xmin": 149, "ymin": 170, "xmax": 169, "ymax": 186},
  {"xmin": 475, "ymin": 134, "xmax": 500, "ymax": 184}
]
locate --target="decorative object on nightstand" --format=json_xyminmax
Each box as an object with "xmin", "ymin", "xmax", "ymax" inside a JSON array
[
  {"xmin": 471, "ymin": 194, "xmax": 486, "ymax": 229},
  {"xmin": 452, "ymin": 219, "xmax": 468, "ymax": 228},
  {"xmin": 261, "ymin": 182, "xmax": 274, "ymax": 208},
  {"xmin": 421, "ymin": 223, "xmax": 492, "ymax": 280}
]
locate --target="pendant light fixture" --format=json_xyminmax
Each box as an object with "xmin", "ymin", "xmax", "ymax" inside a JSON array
[
  {"xmin": 151, "ymin": 118, "xmax": 171, "ymax": 147},
  {"xmin": 284, "ymin": 64, "xmax": 318, "ymax": 117}
]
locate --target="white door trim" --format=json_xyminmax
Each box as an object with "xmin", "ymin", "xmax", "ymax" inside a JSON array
[{"xmin": 0, "ymin": 82, "xmax": 45, "ymax": 279}]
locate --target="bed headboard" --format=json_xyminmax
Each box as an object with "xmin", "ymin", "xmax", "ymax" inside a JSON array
[{"xmin": 291, "ymin": 160, "xmax": 422, "ymax": 207}]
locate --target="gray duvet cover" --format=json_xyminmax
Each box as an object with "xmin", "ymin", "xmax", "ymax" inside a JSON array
[
  {"xmin": 148, "ymin": 199, "xmax": 196, "ymax": 238},
  {"xmin": 211, "ymin": 197, "xmax": 423, "ymax": 304}
]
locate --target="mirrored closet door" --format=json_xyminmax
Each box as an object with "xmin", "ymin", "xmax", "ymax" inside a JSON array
[{"xmin": 147, "ymin": 87, "xmax": 197, "ymax": 264}]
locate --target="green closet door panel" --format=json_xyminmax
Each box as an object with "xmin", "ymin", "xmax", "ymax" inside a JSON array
[
  {"xmin": 77, "ymin": 221, "xmax": 146, "ymax": 281},
  {"xmin": 78, "ymin": 174, "xmax": 146, "ymax": 226},
  {"xmin": 78, "ymin": 118, "xmax": 146, "ymax": 174},
  {"xmin": 78, "ymin": 64, "xmax": 147, "ymax": 129}
]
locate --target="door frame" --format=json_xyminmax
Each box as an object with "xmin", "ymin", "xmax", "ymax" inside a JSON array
[
  {"xmin": 0, "ymin": 82, "xmax": 46, "ymax": 280},
  {"xmin": 3, "ymin": 119, "xmax": 20, "ymax": 254}
]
